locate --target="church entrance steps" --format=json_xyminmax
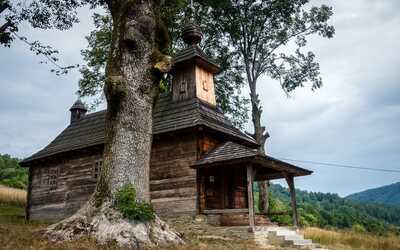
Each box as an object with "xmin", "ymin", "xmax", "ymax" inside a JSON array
[
  {"xmin": 253, "ymin": 226, "xmax": 329, "ymax": 249},
  {"xmin": 168, "ymin": 216, "xmax": 329, "ymax": 249}
]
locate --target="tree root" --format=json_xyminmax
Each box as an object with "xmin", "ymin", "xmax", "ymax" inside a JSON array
[{"xmin": 44, "ymin": 201, "xmax": 185, "ymax": 249}]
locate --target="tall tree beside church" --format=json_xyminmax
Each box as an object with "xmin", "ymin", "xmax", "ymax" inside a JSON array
[
  {"xmin": 203, "ymin": 0, "xmax": 335, "ymax": 213},
  {"xmin": 2, "ymin": 0, "xmax": 184, "ymax": 246}
]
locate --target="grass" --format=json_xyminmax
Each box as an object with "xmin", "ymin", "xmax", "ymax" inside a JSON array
[
  {"xmin": 0, "ymin": 197, "xmax": 398, "ymax": 250},
  {"xmin": 0, "ymin": 185, "xmax": 26, "ymax": 206},
  {"xmin": 0, "ymin": 204, "xmax": 271, "ymax": 250},
  {"xmin": 303, "ymin": 227, "xmax": 400, "ymax": 250}
]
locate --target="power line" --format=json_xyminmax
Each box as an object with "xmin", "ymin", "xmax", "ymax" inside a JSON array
[{"xmin": 277, "ymin": 157, "xmax": 400, "ymax": 173}]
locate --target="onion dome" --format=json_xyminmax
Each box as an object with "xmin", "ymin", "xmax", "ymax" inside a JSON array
[
  {"xmin": 69, "ymin": 99, "xmax": 87, "ymax": 124},
  {"xmin": 69, "ymin": 99, "xmax": 87, "ymax": 112},
  {"xmin": 182, "ymin": 21, "xmax": 203, "ymax": 46}
]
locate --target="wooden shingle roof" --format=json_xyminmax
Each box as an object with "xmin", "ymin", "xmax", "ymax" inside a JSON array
[
  {"xmin": 194, "ymin": 141, "xmax": 258, "ymax": 165},
  {"xmin": 174, "ymin": 45, "xmax": 220, "ymax": 73},
  {"xmin": 21, "ymin": 95, "xmax": 257, "ymax": 164},
  {"xmin": 192, "ymin": 141, "xmax": 312, "ymax": 177}
]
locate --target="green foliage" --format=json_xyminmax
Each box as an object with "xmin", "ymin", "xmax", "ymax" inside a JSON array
[
  {"xmin": 262, "ymin": 183, "xmax": 400, "ymax": 235},
  {"xmin": 352, "ymin": 223, "xmax": 367, "ymax": 233},
  {"xmin": 268, "ymin": 191, "xmax": 292, "ymax": 225},
  {"xmin": 205, "ymin": 0, "xmax": 335, "ymax": 92},
  {"xmin": 198, "ymin": 0, "xmax": 335, "ymax": 146},
  {"xmin": 78, "ymin": 7, "xmax": 249, "ymax": 128},
  {"xmin": 347, "ymin": 182, "xmax": 400, "ymax": 206},
  {"xmin": 115, "ymin": 184, "xmax": 155, "ymax": 221},
  {"xmin": 0, "ymin": 154, "xmax": 27, "ymax": 189},
  {"xmin": 78, "ymin": 13, "xmax": 111, "ymax": 110}
]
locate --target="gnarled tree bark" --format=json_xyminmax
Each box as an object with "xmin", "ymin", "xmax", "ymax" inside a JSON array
[{"xmin": 44, "ymin": 1, "xmax": 183, "ymax": 248}]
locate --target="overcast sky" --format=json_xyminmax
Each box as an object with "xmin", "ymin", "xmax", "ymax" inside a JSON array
[{"xmin": 1, "ymin": 1, "xmax": 399, "ymax": 196}]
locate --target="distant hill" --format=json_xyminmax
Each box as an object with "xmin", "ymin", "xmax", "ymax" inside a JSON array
[
  {"xmin": 346, "ymin": 182, "xmax": 400, "ymax": 206},
  {"xmin": 257, "ymin": 183, "xmax": 400, "ymax": 234}
]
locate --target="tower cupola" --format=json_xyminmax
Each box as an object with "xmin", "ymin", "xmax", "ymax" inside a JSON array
[
  {"xmin": 69, "ymin": 99, "xmax": 87, "ymax": 124},
  {"xmin": 172, "ymin": 4, "xmax": 220, "ymax": 106}
]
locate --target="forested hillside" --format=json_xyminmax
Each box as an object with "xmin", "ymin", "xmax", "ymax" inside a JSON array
[
  {"xmin": 262, "ymin": 183, "xmax": 400, "ymax": 234},
  {"xmin": 0, "ymin": 154, "xmax": 27, "ymax": 189},
  {"xmin": 347, "ymin": 182, "xmax": 400, "ymax": 206}
]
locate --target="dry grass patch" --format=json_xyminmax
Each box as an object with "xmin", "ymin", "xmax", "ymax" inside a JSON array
[
  {"xmin": 3, "ymin": 203, "xmax": 397, "ymax": 250},
  {"xmin": 303, "ymin": 227, "xmax": 400, "ymax": 250},
  {"xmin": 0, "ymin": 205, "xmax": 279, "ymax": 250},
  {"xmin": 0, "ymin": 185, "xmax": 26, "ymax": 206}
]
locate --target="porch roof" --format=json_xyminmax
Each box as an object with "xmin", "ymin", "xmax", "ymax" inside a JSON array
[{"xmin": 191, "ymin": 141, "xmax": 312, "ymax": 179}]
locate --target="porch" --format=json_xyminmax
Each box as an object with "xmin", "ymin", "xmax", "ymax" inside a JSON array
[{"xmin": 191, "ymin": 141, "xmax": 312, "ymax": 230}]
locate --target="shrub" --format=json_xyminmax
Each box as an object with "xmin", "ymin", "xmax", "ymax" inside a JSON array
[
  {"xmin": 352, "ymin": 223, "xmax": 367, "ymax": 233},
  {"xmin": 115, "ymin": 184, "xmax": 155, "ymax": 221}
]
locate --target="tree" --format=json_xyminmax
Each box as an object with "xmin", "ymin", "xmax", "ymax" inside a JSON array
[
  {"xmin": 3, "ymin": 0, "xmax": 184, "ymax": 247},
  {"xmin": 78, "ymin": 8, "xmax": 249, "ymax": 128},
  {"xmin": 203, "ymin": 0, "xmax": 335, "ymax": 213},
  {"xmin": 0, "ymin": 0, "xmax": 13, "ymax": 45},
  {"xmin": 0, "ymin": 154, "xmax": 27, "ymax": 189},
  {"xmin": 1, "ymin": 0, "xmax": 78, "ymax": 74}
]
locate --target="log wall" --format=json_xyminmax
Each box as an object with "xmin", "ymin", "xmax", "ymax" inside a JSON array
[
  {"xmin": 28, "ymin": 131, "xmax": 203, "ymax": 220},
  {"xmin": 29, "ymin": 150, "xmax": 102, "ymax": 221},
  {"xmin": 150, "ymin": 132, "xmax": 198, "ymax": 217},
  {"xmin": 27, "ymin": 127, "xmax": 241, "ymax": 221}
]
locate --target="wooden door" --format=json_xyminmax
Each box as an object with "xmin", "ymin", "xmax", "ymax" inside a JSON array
[{"xmin": 204, "ymin": 169, "xmax": 222, "ymax": 209}]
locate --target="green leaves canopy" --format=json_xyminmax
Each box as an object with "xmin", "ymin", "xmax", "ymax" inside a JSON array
[
  {"xmin": 78, "ymin": 3, "xmax": 250, "ymax": 128},
  {"xmin": 0, "ymin": 154, "xmax": 27, "ymax": 189},
  {"xmin": 203, "ymin": 0, "xmax": 334, "ymax": 92}
]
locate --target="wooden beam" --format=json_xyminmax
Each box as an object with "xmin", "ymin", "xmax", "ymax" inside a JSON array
[
  {"xmin": 285, "ymin": 174, "xmax": 299, "ymax": 227},
  {"xmin": 199, "ymin": 174, "xmax": 205, "ymax": 213},
  {"xmin": 247, "ymin": 164, "xmax": 255, "ymax": 231},
  {"xmin": 196, "ymin": 168, "xmax": 200, "ymax": 214},
  {"xmin": 203, "ymin": 208, "xmax": 249, "ymax": 214}
]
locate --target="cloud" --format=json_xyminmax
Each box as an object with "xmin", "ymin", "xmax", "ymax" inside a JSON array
[
  {"xmin": 0, "ymin": 7, "xmax": 96, "ymax": 158},
  {"xmin": 0, "ymin": 2, "xmax": 399, "ymax": 196},
  {"xmin": 256, "ymin": 0, "xmax": 400, "ymax": 195}
]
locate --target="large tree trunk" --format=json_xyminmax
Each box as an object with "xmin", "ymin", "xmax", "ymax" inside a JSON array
[
  {"xmin": 96, "ymin": 0, "xmax": 159, "ymax": 204},
  {"xmin": 249, "ymin": 80, "xmax": 270, "ymax": 214},
  {"xmin": 44, "ymin": 1, "xmax": 183, "ymax": 248}
]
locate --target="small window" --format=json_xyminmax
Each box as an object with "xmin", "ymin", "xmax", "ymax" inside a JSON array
[
  {"xmin": 209, "ymin": 176, "xmax": 215, "ymax": 183},
  {"xmin": 93, "ymin": 160, "xmax": 103, "ymax": 179},
  {"xmin": 180, "ymin": 80, "xmax": 187, "ymax": 93},
  {"xmin": 48, "ymin": 168, "xmax": 59, "ymax": 190}
]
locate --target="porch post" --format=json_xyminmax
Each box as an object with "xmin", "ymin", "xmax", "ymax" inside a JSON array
[
  {"xmin": 285, "ymin": 174, "xmax": 299, "ymax": 227},
  {"xmin": 199, "ymin": 172, "xmax": 205, "ymax": 213},
  {"xmin": 247, "ymin": 164, "xmax": 255, "ymax": 231}
]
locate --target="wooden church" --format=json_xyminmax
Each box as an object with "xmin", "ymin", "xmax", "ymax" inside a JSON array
[{"xmin": 21, "ymin": 17, "xmax": 312, "ymax": 229}]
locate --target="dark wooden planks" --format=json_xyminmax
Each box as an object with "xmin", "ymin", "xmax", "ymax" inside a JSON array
[
  {"xmin": 149, "ymin": 133, "xmax": 199, "ymax": 217},
  {"xmin": 29, "ymin": 151, "xmax": 102, "ymax": 220}
]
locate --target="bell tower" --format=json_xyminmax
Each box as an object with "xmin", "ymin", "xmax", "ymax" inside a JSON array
[
  {"xmin": 172, "ymin": 6, "xmax": 220, "ymax": 106},
  {"xmin": 69, "ymin": 99, "xmax": 87, "ymax": 124}
]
